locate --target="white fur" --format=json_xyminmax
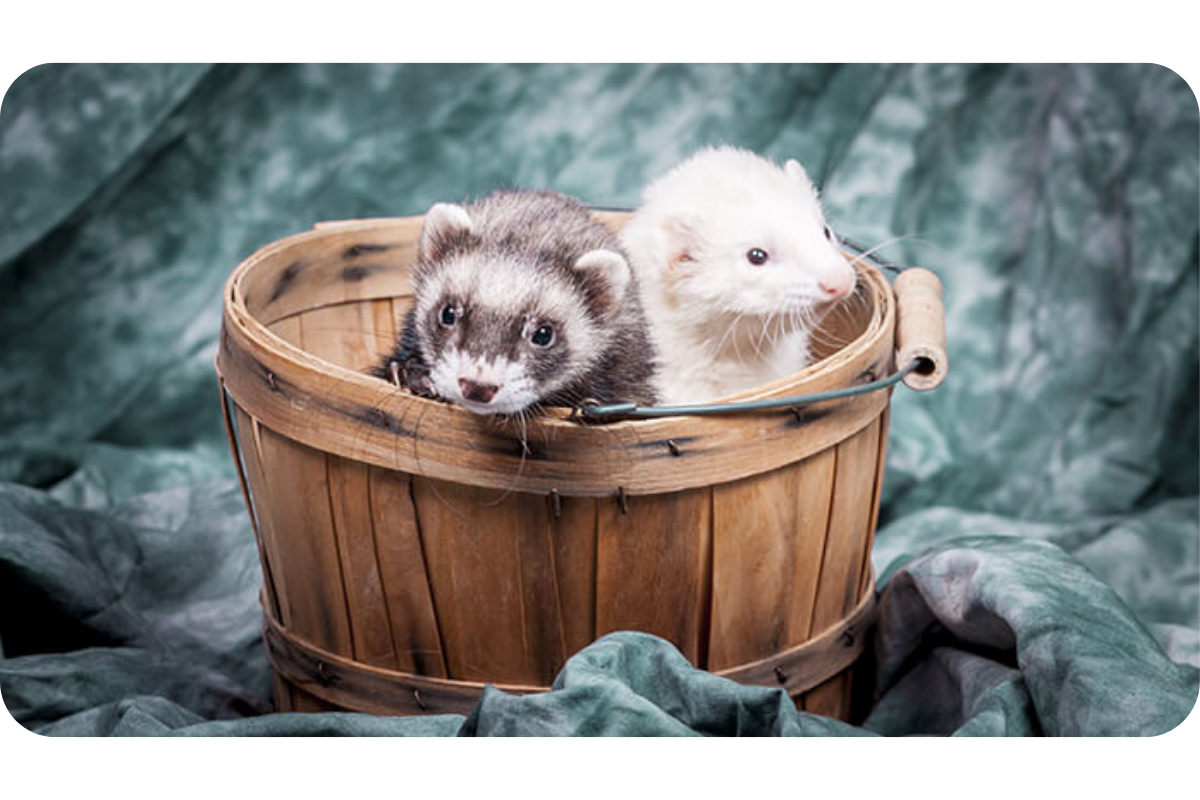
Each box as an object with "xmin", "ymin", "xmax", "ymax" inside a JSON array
[
  {"xmin": 428, "ymin": 346, "xmax": 537, "ymax": 415},
  {"xmin": 621, "ymin": 146, "xmax": 857, "ymax": 404}
]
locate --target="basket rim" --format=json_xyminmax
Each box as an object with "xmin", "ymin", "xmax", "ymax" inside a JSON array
[{"xmin": 216, "ymin": 215, "xmax": 897, "ymax": 496}]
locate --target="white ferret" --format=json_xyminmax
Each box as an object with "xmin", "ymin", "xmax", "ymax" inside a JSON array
[{"xmin": 620, "ymin": 146, "xmax": 858, "ymax": 405}]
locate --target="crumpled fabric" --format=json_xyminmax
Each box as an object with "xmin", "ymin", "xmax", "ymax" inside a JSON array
[
  {"xmin": 2, "ymin": 480, "xmax": 1192, "ymax": 735},
  {"xmin": 1, "ymin": 63, "xmax": 1197, "ymax": 736}
]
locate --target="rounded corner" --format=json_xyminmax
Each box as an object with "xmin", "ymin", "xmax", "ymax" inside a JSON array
[
  {"xmin": 1, "ymin": 63, "xmax": 53, "ymax": 110},
  {"xmin": 0, "ymin": 684, "xmax": 49, "ymax": 739},
  {"xmin": 1152, "ymin": 690, "xmax": 1200, "ymax": 743},
  {"xmin": 1140, "ymin": 61, "xmax": 1200, "ymax": 118}
]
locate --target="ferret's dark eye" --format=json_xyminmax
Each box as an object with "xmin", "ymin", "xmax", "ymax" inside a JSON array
[
  {"xmin": 746, "ymin": 248, "xmax": 769, "ymax": 266},
  {"xmin": 824, "ymin": 226, "xmax": 833, "ymax": 242},
  {"xmin": 531, "ymin": 325, "xmax": 555, "ymax": 347},
  {"xmin": 439, "ymin": 305, "xmax": 457, "ymax": 326}
]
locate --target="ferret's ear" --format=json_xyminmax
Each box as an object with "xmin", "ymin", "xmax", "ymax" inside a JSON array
[
  {"xmin": 782, "ymin": 158, "xmax": 820, "ymax": 199},
  {"xmin": 573, "ymin": 249, "xmax": 631, "ymax": 313},
  {"xmin": 661, "ymin": 214, "xmax": 702, "ymax": 270},
  {"xmin": 784, "ymin": 158, "xmax": 814, "ymax": 187},
  {"xmin": 419, "ymin": 203, "xmax": 473, "ymax": 262}
]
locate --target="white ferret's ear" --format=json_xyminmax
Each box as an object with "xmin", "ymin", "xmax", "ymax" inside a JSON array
[
  {"xmin": 419, "ymin": 203, "xmax": 473, "ymax": 262},
  {"xmin": 661, "ymin": 213, "xmax": 702, "ymax": 269},
  {"xmin": 785, "ymin": 159, "xmax": 823, "ymax": 203},
  {"xmin": 573, "ymin": 249, "xmax": 631, "ymax": 313},
  {"xmin": 784, "ymin": 158, "xmax": 814, "ymax": 186},
  {"xmin": 782, "ymin": 158, "xmax": 820, "ymax": 196}
]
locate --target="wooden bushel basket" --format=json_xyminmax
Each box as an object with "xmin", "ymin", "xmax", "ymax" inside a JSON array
[{"xmin": 216, "ymin": 212, "xmax": 947, "ymax": 721}]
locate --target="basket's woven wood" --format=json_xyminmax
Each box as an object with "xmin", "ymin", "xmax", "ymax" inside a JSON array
[
  {"xmin": 261, "ymin": 569, "xmax": 877, "ymax": 716},
  {"xmin": 594, "ymin": 487, "xmax": 714, "ymax": 666},
  {"xmin": 216, "ymin": 213, "xmax": 948, "ymax": 721},
  {"xmin": 217, "ymin": 215, "xmax": 897, "ymax": 497},
  {"xmin": 801, "ymin": 417, "xmax": 885, "ymax": 718},
  {"xmin": 413, "ymin": 478, "xmax": 568, "ymax": 686},
  {"xmin": 707, "ymin": 449, "xmax": 835, "ymax": 671},
  {"xmin": 219, "ymin": 313, "xmax": 891, "ymax": 496}
]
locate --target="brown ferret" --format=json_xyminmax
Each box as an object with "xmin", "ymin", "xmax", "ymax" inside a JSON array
[{"xmin": 373, "ymin": 189, "xmax": 658, "ymax": 415}]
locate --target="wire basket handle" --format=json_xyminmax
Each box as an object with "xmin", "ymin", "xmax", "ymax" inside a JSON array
[{"xmin": 577, "ymin": 265, "xmax": 948, "ymax": 421}]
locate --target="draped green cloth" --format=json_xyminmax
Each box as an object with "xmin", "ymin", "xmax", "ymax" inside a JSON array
[{"xmin": 1, "ymin": 64, "xmax": 1196, "ymax": 735}]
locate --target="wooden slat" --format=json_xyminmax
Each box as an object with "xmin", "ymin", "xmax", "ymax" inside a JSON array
[
  {"xmin": 233, "ymin": 407, "xmax": 291, "ymax": 627},
  {"xmin": 367, "ymin": 466, "xmax": 448, "ymax": 677},
  {"xmin": 709, "ymin": 467, "xmax": 795, "ymax": 670},
  {"xmin": 782, "ymin": 450, "xmax": 842, "ymax": 645},
  {"xmin": 801, "ymin": 416, "xmax": 883, "ymax": 719},
  {"xmin": 412, "ymin": 479, "xmax": 566, "ymax": 685},
  {"xmin": 253, "ymin": 424, "xmax": 355, "ymax": 656},
  {"xmin": 273, "ymin": 674, "xmax": 294, "ymax": 712},
  {"xmin": 809, "ymin": 418, "xmax": 883, "ymax": 634},
  {"xmin": 860, "ymin": 405, "xmax": 891, "ymax": 597},
  {"xmin": 218, "ymin": 384, "xmax": 283, "ymax": 622},
  {"xmin": 268, "ymin": 316, "xmax": 302, "ymax": 348},
  {"xmin": 297, "ymin": 300, "xmax": 395, "ymax": 373},
  {"xmin": 551, "ymin": 496, "xmax": 598, "ymax": 657},
  {"xmin": 708, "ymin": 449, "xmax": 836, "ymax": 670},
  {"xmin": 595, "ymin": 488, "xmax": 713, "ymax": 666},
  {"xmin": 326, "ymin": 457, "xmax": 399, "ymax": 668}
]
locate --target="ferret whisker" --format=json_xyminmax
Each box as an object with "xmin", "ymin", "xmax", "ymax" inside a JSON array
[
  {"xmin": 711, "ymin": 316, "xmax": 739, "ymax": 360},
  {"xmin": 527, "ymin": 401, "xmax": 560, "ymax": 445},
  {"xmin": 731, "ymin": 314, "xmax": 747, "ymax": 363},
  {"xmin": 309, "ymin": 368, "xmax": 404, "ymax": 466},
  {"xmin": 809, "ymin": 330, "xmax": 839, "ymax": 353},
  {"xmin": 777, "ymin": 308, "xmax": 796, "ymax": 349},
  {"xmin": 478, "ymin": 410, "xmax": 529, "ymax": 508},
  {"xmin": 846, "ymin": 233, "xmax": 925, "ymax": 272},
  {"xmin": 753, "ymin": 311, "xmax": 771, "ymax": 358}
]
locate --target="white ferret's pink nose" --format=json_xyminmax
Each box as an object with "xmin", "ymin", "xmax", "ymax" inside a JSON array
[{"xmin": 819, "ymin": 271, "xmax": 855, "ymax": 299}]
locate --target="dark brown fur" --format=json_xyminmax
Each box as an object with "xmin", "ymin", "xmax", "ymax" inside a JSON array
[{"xmin": 372, "ymin": 190, "xmax": 658, "ymax": 409}]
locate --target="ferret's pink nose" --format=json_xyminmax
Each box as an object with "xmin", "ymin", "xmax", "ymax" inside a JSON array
[
  {"xmin": 459, "ymin": 378, "xmax": 498, "ymax": 404},
  {"xmin": 819, "ymin": 275, "xmax": 854, "ymax": 299}
]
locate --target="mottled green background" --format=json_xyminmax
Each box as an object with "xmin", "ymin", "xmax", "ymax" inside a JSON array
[{"xmin": 1, "ymin": 64, "xmax": 1196, "ymax": 735}]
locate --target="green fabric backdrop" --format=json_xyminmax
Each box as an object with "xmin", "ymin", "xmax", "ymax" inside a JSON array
[{"xmin": 1, "ymin": 64, "xmax": 1196, "ymax": 735}]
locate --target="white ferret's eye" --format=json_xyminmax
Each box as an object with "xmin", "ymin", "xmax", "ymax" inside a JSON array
[
  {"xmin": 746, "ymin": 248, "xmax": 769, "ymax": 266},
  {"xmin": 439, "ymin": 304, "xmax": 457, "ymax": 327},
  {"xmin": 531, "ymin": 324, "xmax": 555, "ymax": 348},
  {"xmin": 824, "ymin": 226, "xmax": 833, "ymax": 242}
]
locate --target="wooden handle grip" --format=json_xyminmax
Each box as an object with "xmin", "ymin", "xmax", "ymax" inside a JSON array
[{"xmin": 894, "ymin": 267, "xmax": 948, "ymax": 391}]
